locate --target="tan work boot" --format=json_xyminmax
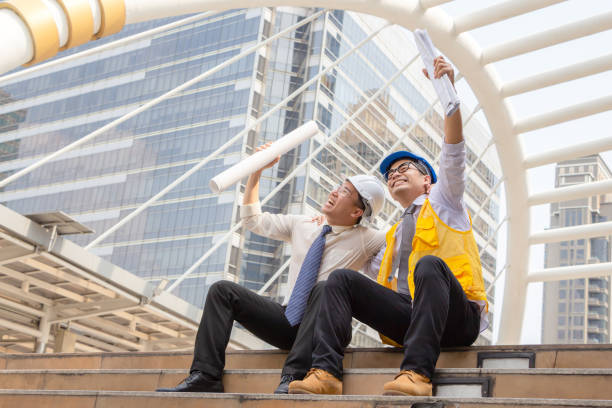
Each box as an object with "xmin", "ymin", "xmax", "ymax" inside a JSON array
[
  {"xmin": 288, "ymin": 368, "xmax": 342, "ymax": 395},
  {"xmin": 382, "ymin": 370, "xmax": 432, "ymax": 396}
]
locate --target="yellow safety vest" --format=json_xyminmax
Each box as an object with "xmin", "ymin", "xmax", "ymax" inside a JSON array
[{"xmin": 376, "ymin": 198, "xmax": 488, "ymax": 347}]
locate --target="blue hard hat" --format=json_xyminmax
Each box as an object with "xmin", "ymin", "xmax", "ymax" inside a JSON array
[{"xmin": 379, "ymin": 151, "xmax": 437, "ymax": 184}]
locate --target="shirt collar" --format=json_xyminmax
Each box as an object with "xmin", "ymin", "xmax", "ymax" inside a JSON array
[
  {"xmin": 329, "ymin": 224, "xmax": 358, "ymax": 234},
  {"xmin": 407, "ymin": 194, "xmax": 427, "ymax": 210}
]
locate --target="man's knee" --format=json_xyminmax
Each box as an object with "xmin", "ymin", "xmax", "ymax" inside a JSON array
[
  {"xmin": 307, "ymin": 281, "xmax": 327, "ymax": 304},
  {"xmin": 327, "ymin": 269, "xmax": 358, "ymax": 287},
  {"xmin": 208, "ymin": 280, "xmax": 239, "ymax": 299},
  {"xmin": 311, "ymin": 280, "xmax": 327, "ymax": 294},
  {"xmin": 414, "ymin": 255, "xmax": 447, "ymax": 282}
]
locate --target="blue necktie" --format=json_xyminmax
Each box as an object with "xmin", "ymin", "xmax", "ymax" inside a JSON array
[{"xmin": 284, "ymin": 225, "xmax": 333, "ymax": 326}]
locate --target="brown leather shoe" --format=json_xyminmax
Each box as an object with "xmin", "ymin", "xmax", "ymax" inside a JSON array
[
  {"xmin": 288, "ymin": 368, "xmax": 342, "ymax": 395},
  {"xmin": 382, "ymin": 370, "xmax": 432, "ymax": 396}
]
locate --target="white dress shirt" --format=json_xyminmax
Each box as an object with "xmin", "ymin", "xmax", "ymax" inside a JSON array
[
  {"xmin": 364, "ymin": 141, "xmax": 489, "ymax": 332},
  {"xmin": 241, "ymin": 201, "xmax": 386, "ymax": 304}
]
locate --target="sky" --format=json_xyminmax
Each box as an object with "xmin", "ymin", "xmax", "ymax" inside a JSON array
[{"xmin": 437, "ymin": 0, "xmax": 612, "ymax": 343}]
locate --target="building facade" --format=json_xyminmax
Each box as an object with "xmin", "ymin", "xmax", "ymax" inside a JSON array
[
  {"xmin": 0, "ymin": 8, "xmax": 501, "ymax": 344},
  {"xmin": 542, "ymin": 155, "xmax": 612, "ymax": 344}
]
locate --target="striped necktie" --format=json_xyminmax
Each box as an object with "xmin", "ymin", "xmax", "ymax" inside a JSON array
[
  {"xmin": 284, "ymin": 224, "xmax": 333, "ymax": 326},
  {"xmin": 397, "ymin": 204, "xmax": 418, "ymax": 296}
]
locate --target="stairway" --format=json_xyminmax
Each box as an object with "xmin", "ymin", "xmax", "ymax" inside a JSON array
[{"xmin": 1, "ymin": 344, "xmax": 611, "ymax": 407}]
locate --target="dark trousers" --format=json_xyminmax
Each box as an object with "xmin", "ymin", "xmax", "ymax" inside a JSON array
[
  {"xmin": 311, "ymin": 255, "xmax": 481, "ymax": 380},
  {"xmin": 190, "ymin": 280, "xmax": 325, "ymax": 380}
]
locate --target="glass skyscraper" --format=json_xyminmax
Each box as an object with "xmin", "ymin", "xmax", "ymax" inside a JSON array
[{"xmin": 0, "ymin": 8, "xmax": 501, "ymax": 344}]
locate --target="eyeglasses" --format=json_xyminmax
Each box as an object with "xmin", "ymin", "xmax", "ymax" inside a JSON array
[
  {"xmin": 333, "ymin": 185, "xmax": 355, "ymax": 198},
  {"xmin": 332, "ymin": 185, "xmax": 365, "ymax": 210},
  {"xmin": 385, "ymin": 161, "xmax": 425, "ymax": 180}
]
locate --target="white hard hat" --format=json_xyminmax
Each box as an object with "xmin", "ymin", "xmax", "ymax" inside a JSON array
[{"xmin": 346, "ymin": 174, "xmax": 385, "ymax": 223}]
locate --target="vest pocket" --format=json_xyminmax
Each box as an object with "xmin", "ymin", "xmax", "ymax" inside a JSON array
[
  {"xmin": 413, "ymin": 216, "xmax": 439, "ymax": 251},
  {"xmin": 443, "ymin": 253, "xmax": 473, "ymax": 289}
]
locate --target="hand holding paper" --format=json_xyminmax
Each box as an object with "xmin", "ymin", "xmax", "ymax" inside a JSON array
[
  {"xmin": 209, "ymin": 121, "xmax": 319, "ymax": 194},
  {"xmin": 254, "ymin": 142, "xmax": 280, "ymax": 171},
  {"xmin": 414, "ymin": 29, "xmax": 460, "ymax": 117}
]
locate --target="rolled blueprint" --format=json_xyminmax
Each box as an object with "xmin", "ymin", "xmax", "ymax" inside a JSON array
[
  {"xmin": 414, "ymin": 29, "xmax": 460, "ymax": 117},
  {"xmin": 209, "ymin": 121, "xmax": 319, "ymax": 194}
]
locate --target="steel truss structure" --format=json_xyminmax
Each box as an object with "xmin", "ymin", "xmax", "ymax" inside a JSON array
[
  {"xmin": 0, "ymin": 0, "xmax": 610, "ymax": 346},
  {"xmin": 0, "ymin": 204, "xmax": 271, "ymax": 352}
]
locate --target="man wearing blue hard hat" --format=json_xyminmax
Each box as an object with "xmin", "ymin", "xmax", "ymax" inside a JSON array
[{"xmin": 290, "ymin": 56, "xmax": 488, "ymax": 396}]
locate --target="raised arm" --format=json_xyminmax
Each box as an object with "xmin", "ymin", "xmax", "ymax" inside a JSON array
[
  {"xmin": 424, "ymin": 56, "xmax": 466, "ymax": 211},
  {"xmin": 243, "ymin": 142, "xmax": 280, "ymax": 206},
  {"xmin": 241, "ymin": 143, "xmax": 297, "ymax": 242},
  {"xmin": 423, "ymin": 56, "xmax": 462, "ymax": 144}
]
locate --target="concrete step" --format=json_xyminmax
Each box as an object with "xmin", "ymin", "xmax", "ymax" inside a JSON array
[
  {"xmin": 0, "ymin": 390, "xmax": 610, "ymax": 408},
  {"xmin": 1, "ymin": 368, "xmax": 611, "ymax": 399},
  {"xmin": 2, "ymin": 344, "xmax": 612, "ymax": 370}
]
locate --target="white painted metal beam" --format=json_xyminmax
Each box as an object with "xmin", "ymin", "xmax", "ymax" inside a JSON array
[
  {"xmin": 0, "ymin": 12, "xmax": 216, "ymax": 86},
  {"xmin": 501, "ymin": 53, "xmax": 612, "ymax": 97},
  {"xmin": 0, "ymin": 281, "xmax": 52, "ymax": 305},
  {"xmin": 482, "ymin": 10, "xmax": 612, "ymax": 64},
  {"xmin": 528, "ymin": 179, "xmax": 612, "ymax": 206},
  {"xmin": 49, "ymin": 302, "xmax": 138, "ymax": 324},
  {"xmin": 515, "ymin": 95, "xmax": 612, "ymax": 134},
  {"xmin": 523, "ymin": 136, "xmax": 612, "ymax": 169},
  {"xmin": 70, "ymin": 321, "xmax": 145, "ymax": 350},
  {"xmin": 0, "ymin": 317, "xmax": 42, "ymax": 338},
  {"xmin": 0, "ymin": 265, "xmax": 85, "ymax": 302},
  {"xmin": 23, "ymin": 258, "xmax": 118, "ymax": 299},
  {"xmin": 527, "ymin": 262, "xmax": 612, "ymax": 283},
  {"xmin": 486, "ymin": 263, "xmax": 508, "ymax": 295},
  {"xmin": 112, "ymin": 310, "xmax": 181, "ymax": 337},
  {"xmin": 0, "ymin": 296, "xmax": 46, "ymax": 318},
  {"xmin": 420, "ymin": 0, "xmax": 453, "ymax": 9},
  {"xmin": 74, "ymin": 333, "xmax": 124, "ymax": 352},
  {"xmin": 453, "ymin": 0, "xmax": 564, "ymax": 34},
  {"xmin": 529, "ymin": 221, "xmax": 612, "ymax": 245}
]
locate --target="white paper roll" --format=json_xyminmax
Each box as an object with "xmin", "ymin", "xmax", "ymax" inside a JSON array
[
  {"xmin": 209, "ymin": 121, "xmax": 319, "ymax": 194},
  {"xmin": 414, "ymin": 29, "xmax": 460, "ymax": 117}
]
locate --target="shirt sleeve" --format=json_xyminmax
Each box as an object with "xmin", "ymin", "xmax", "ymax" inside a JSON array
[
  {"xmin": 240, "ymin": 202, "xmax": 296, "ymax": 242},
  {"xmin": 429, "ymin": 140, "xmax": 466, "ymax": 211}
]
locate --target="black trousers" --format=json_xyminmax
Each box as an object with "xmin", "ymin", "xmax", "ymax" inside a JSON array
[
  {"xmin": 311, "ymin": 255, "xmax": 481, "ymax": 380},
  {"xmin": 190, "ymin": 280, "xmax": 325, "ymax": 380}
]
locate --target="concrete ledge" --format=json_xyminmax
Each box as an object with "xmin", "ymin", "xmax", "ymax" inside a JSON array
[
  {"xmin": 3, "ymin": 345, "xmax": 612, "ymax": 370},
  {"xmin": 0, "ymin": 390, "xmax": 610, "ymax": 407},
  {"xmin": 1, "ymin": 367, "xmax": 612, "ymax": 399}
]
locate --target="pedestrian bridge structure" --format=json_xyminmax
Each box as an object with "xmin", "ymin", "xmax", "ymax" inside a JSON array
[{"xmin": 0, "ymin": 0, "xmax": 610, "ymax": 352}]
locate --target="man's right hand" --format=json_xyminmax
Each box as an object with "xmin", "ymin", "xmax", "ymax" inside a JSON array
[{"xmin": 256, "ymin": 142, "xmax": 280, "ymax": 170}]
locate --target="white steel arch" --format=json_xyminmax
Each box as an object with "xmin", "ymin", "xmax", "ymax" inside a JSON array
[{"xmin": 0, "ymin": 0, "xmax": 611, "ymax": 344}]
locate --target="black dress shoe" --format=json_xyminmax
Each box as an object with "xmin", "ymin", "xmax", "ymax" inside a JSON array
[
  {"xmin": 156, "ymin": 371, "xmax": 223, "ymax": 393},
  {"xmin": 274, "ymin": 374, "xmax": 298, "ymax": 394}
]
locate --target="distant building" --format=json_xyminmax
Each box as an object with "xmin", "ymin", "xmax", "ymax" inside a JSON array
[{"xmin": 542, "ymin": 155, "xmax": 612, "ymax": 344}]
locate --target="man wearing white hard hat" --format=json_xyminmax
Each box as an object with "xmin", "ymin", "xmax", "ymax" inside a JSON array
[
  {"xmin": 157, "ymin": 144, "xmax": 386, "ymax": 394},
  {"xmin": 290, "ymin": 56, "xmax": 488, "ymax": 397}
]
